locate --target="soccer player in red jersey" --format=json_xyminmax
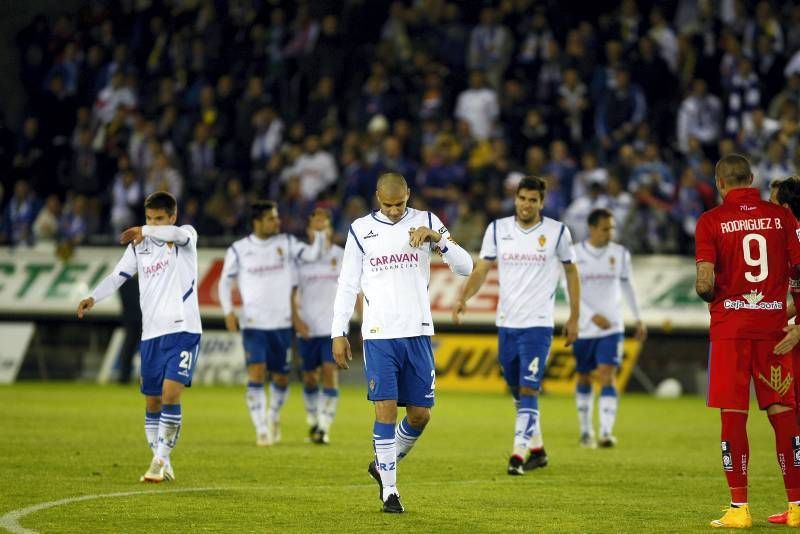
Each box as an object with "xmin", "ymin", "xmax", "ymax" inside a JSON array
[
  {"xmin": 695, "ymin": 155, "xmax": 800, "ymax": 528},
  {"xmin": 768, "ymin": 176, "xmax": 800, "ymax": 524}
]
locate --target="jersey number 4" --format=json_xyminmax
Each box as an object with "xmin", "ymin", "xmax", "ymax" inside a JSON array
[{"xmin": 742, "ymin": 233, "xmax": 768, "ymax": 283}]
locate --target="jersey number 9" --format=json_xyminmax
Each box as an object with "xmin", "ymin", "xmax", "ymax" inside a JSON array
[{"xmin": 742, "ymin": 233, "xmax": 768, "ymax": 283}]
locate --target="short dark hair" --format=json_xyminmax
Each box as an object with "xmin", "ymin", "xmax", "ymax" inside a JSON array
[
  {"xmin": 588, "ymin": 208, "xmax": 614, "ymax": 227},
  {"xmin": 250, "ymin": 200, "xmax": 277, "ymax": 224},
  {"xmin": 517, "ymin": 176, "xmax": 547, "ymax": 198},
  {"xmin": 715, "ymin": 153, "xmax": 752, "ymax": 186},
  {"xmin": 777, "ymin": 176, "xmax": 800, "ymax": 219},
  {"xmin": 144, "ymin": 191, "xmax": 177, "ymax": 215}
]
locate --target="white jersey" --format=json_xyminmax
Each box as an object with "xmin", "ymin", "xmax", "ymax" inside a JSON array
[
  {"xmin": 219, "ymin": 232, "xmax": 324, "ymax": 330},
  {"xmin": 574, "ymin": 241, "xmax": 641, "ymax": 338},
  {"xmin": 297, "ymin": 244, "xmax": 344, "ymax": 337},
  {"xmin": 479, "ymin": 216, "xmax": 576, "ymax": 328},
  {"xmin": 90, "ymin": 225, "xmax": 202, "ymax": 341},
  {"xmin": 332, "ymin": 208, "xmax": 473, "ymax": 340}
]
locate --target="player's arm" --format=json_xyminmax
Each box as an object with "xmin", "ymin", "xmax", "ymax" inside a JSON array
[
  {"xmin": 121, "ymin": 225, "xmax": 196, "ymax": 247},
  {"xmin": 453, "ymin": 258, "xmax": 494, "ymax": 324},
  {"xmin": 78, "ymin": 244, "xmax": 137, "ymax": 318},
  {"xmin": 331, "ymin": 228, "xmax": 364, "ymax": 369},
  {"xmin": 292, "ymin": 231, "xmax": 327, "ymax": 263},
  {"xmin": 291, "ymin": 285, "xmax": 310, "ymax": 339},
  {"xmin": 562, "ymin": 261, "xmax": 580, "ymax": 346},
  {"xmin": 218, "ymin": 246, "xmax": 240, "ymax": 332},
  {"xmin": 621, "ymin": 249, "xmax": 647, "ymax": 341},
  {"xmin": 695, "ymin": 262, "xmax": 715, "ymax": 302},
  {"xmin": 411, "ymin": 213, "xmax": 473, "ymax": 275}
]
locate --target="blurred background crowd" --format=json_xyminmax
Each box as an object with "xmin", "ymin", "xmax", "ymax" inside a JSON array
[{"xmin": 2, "ymin": 0, "xmax": 800, "ymax": 255}]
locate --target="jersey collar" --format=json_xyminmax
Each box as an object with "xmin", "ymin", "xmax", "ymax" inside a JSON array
[
  {"xmin": 371, "ymin": 208, "xmax": 410, "ymax": 225},
  {"xmin": 514, "ymin": 217, "xmax": 543, "ymax": 234},
  {"xmin": 723, "ymin": 187, "xmax": 760, "ymax": 204}
]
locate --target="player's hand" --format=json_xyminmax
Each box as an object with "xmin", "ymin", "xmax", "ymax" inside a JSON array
[
  {"xmin": 591, "ymin": 314, "xmax": 611, "ymax": 329},
  {"xmin": 332, "ymin": 336, "xmax": 352, "ymax": 369},
  {"xmin": 774, "ymin": 325, "xmax": 800, "ymax": 355},
  {"xmin": 294, "ymin": 316, "xmax": 311, "ymax": 339},
  {"xmin": 224, "ymin": 312, "xmax": 239, "ymax": 333},
  {"xmin": 563, "ymin": 316, "xmax": 579, "ymax": 347},
  {"xmin": 119, "ymin": 226, "xmax": 144, "ymax": 245},
  {"xmin": 77, "ymin": 297, "xmax": 95, "ymax": 319},
  {"xmin": 634, "ymin": 320, "xmax": 648, "ymax": 342},
  {"xmin": 452, "ymin": 299, "xmax": 466, "ymax": 325},
  {"xmin": 408, "ymin": 227, "xmax": 441, "ymax": 248}
]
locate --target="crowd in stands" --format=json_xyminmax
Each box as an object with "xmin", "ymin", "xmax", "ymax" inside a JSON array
[{"xmin": 2, "ymin": 0, "xmax": 800, "ymax": 255}]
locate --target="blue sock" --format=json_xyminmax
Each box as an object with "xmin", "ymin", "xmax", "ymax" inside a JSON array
[
  {"xmin": 373, "ymin": 421, "xmax": 397, "ymax": 499},
  {"xmin": 302, "ymin": 385, "xmax": 320, "ymax": 428},
  {"xmin": 396, "ymin": 417, "xmax": 424, "ymax": 460},
  {"xmin": 156, "ymin": 404, "xmax": 181, "ymax": 462}
]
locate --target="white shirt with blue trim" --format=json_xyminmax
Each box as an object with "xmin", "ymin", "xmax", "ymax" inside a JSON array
[
  {"xmin": 479, "ymin": 216, "xmax": 576, "ymax": 328},
  {"xmin": 90, "ymin": 225, "xmax": 202, "ymax": 340},
  {"xmin": 218, "ymin": 232, "xmax": 324, "ymax": 331},
  {"xmin": 331, "ymin": 208, "xmax": 473, "ymax": 340},
  {"xmin": 297, "ymin": 244, "xmax": 344, "ymax": 337},
  {"xmin": 574, "ymin": 241, "xmax": 640, "ymax": 338}
]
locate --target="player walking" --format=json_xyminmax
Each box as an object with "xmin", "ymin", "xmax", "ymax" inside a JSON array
[
  {"xmin": 218, "ymin": 200, "xmax": 325, "ymax": 446},
  {"xmin": 453, "ymin": 176, "xmax": 580, "ymax": 475},
  {"xmin": 331, "ymin": 173, "xmax": 473, "ymax": 513},
  {"xmin": 571, "ymin": 208, "xmax": 646, "ymax": 448},
  {"xmin": 695, "ymin": 155, "xmax": 800, "ymax": 528},
  {"xmin": 78, "ymin": 192, "xmax": 201, "ymax": 483}
]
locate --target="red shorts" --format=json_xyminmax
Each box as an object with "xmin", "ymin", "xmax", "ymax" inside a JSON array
[{"xmin": 707, "ymin": 339, "xmax": 795, "ymax": 410}]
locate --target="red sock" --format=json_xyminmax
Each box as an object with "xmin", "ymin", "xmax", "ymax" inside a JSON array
[
  {"xmin": 768, "ymin": 410, "xmax": 800, "ymax": 502},
  {"xmin": 721, "ymin": 411, "xmax": 749, "ymax": 503}
]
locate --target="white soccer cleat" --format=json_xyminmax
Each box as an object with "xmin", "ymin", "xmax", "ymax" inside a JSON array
[
  {"xmin": 142, "ymin": 457, "xmax": 167, "ymax": 483},
  {"xmin": 163, "ymin": 462, "xmax": 175, "ymax": 481},
  {"xmin": 268, "ymin": 418, "xmax": 282, "ymax": 444},
  {"xmin": 256, "ymin": 430, "xmax": 273, "ymax": 447}
]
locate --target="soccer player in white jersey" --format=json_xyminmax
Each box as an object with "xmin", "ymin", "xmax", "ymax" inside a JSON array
[
  {"xmin": 453, "ymin": 176, "xmax": 580, "ymax": 476},
  {"xmin": 293, "ymin": 208, "xmax": 344, "ymax": 444},
  {"xmin": 77, "ymin": 192, "xmax": 201, "ymax": 483},
  {"xmin": 219, "ymin": 200, "xmax": 325, "ymax": 446},
  {"xmin": 331, "ymin": 173, "xmax": 473, "ymax": 513},
  {"xmin": 572, "ymin": 208, "xmax": 646, "ymax": 449}
]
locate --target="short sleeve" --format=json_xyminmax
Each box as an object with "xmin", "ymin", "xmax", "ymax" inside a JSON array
[
  {"xmin": 479, "ymin": 221, "xmax": 497, "ymax": 260},
  {"xmin": 783, "ymin": 210, "xmax": 800, "ymax": 267},
  {"xmin": 556, "ymin": 224, "xmax": 576, "ymax": 263},
  {"xmin": 694, "ymin": 213, "xmax": 716, "ymax": 264}
]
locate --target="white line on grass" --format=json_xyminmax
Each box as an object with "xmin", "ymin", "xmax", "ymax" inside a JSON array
[{"xmin": 0, "ymin": 476, "xmax": 585, "ymax": 533}]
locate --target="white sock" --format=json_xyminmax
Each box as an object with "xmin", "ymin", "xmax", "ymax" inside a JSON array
[
  {"xmin": 145, "ymin": 411, "xmax": 160, "ymax": 453},
  {"xmin": 156, "ymin": 404, "xmax": 181, "ymax": 464},
  {"xmin": 599, "ymin": 386, "xmax": 618, "ymax": 437},
  {"xmin": 269, "ymin": 383, "xmax": 289, "ymax": 422},
  {"xmin": 513, "ymin": 396, "xmax": 537, "ymax": 458},
  {"xmin": 246, "ymin": 382, "xmax": 267, "ymax": 435},
  {"xmin": 396, "ymin": 417, "xmax": 423, "ymax": 461},
  {"xmin": 317, "ymin": 388, "xmax": 339, "ymax": 432},
  {"xmin": 373, "ymin": 421, "xmax": 397, "ymax": 500},
  {"xmin": 303, "ymin": 386, "xmax": 320, "ymax": 428},
  {"xmin": 576, "ymin": 385, "xmax": 594, "ymax": 436}
]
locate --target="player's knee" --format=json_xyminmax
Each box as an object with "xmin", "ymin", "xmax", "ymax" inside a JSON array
[
  {"xmin": 519, "ymin": 386, "xmax": 538, "ymax": 396},
  {"xmin": 577, "ymin": 373, "xmax": 592, "ymax": 385},
  {"xmin": 407, "ymin": 410, "xmax": 430, "ymax": 429},
  {"xmin": 302, "ymin": 372, "xmax": 318, "ymax": 388},
  {"xmin": 247, "ymin": 364, "xmax": 266, "ymax": 383},
  {"xmin": 272, "ymin": 374, "xmax": 289, "ymax": 387}
]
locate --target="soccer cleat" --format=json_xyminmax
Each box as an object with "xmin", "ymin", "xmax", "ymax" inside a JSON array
[
  {"xmin": 367, "ymin": 461, "xmax": 383, "ymax": 501},
  {"xmin": 256, "ymin": 431, "xmax": 272, "ymax": 447},
  {"xmin": 142, "ymin": 457, "xmax": 167, "ymax": 483},
  {"xmin": 163, "ymin": 462, "xmax": 175, "ymax": 481},
  {"xmin": 710, "ymin": 505, "xmax": 752, "ymax": 528},
  {"xmin": 507, "ymin": 455, "xmax": 524, "ymax": 476},
  {"xmin": 523, "ymin": 448, "xmax": 548, "ymax": 471},
  {"xmin": 598, "ymin": 435, "xmax": 617, "ymax": 448},
  {"xmin": 382, "ymin": 493, "xmax": 404, "ymax": 513},
  {"xmin": 767, "ymin": 511, "xmax": 787, "ymax": 524},
  {"xmin": 312, "ymin": 429, "xmax": 330, "ymax": 445},
  {"xmin": 268, "ymin": 417, "xmax": 282, "ymax": 444},
  {"xmin": 307, "ymin": 425, "xmax": 319, "ymax": 442},
  {"xmin": 579, "ymin": 433, "xmax": 597, "ymax": 449}
]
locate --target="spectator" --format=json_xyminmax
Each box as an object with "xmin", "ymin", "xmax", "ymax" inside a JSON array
[
  {"xmin": 454, "ymin": 70, "xmax": 498, "ymax": 142},
  {"xmin": 94, "ymin": 70, "xmax": 136, "ymax": 125},
  {"xmin": 757, "ymin": 139, "xmax": 795, "ymax": 199},
  {"xmin": 676, "ymin": 79, "xmax": 723, "ymax": 155},
  {"xmin": 595, "ymin": 67, "xmax": 647, "ymax": 154},
  {"xmin": 725, "ymin": 57, "xmax": 761, "ymax": 136},
  {"xmin": 58, "ymin": 193, "xmax": 88, "ymax": 247},
  {"xmin": 287, "ymin": 135, "xmax": 337, "ymax": 201},
  {"xmin": 32, "ymin": 193, "xmax": 61, "ymax": 243},
  {"xmin": 1, "ymin": 179, "xmax": 39, "ymax": 245},
  {"xmin": 467, "ymin": 7, "xmax": 513, "ymax": 89},
  {"xmin": 187, "ymin": 122, "xmax": 218, "ymax": 195},
  {"xmin": 145, "ymin": 152, "xmax": 183, "ymax": 200},
  {"xmin": 110, "ymin": 169, "xmax": 141, "ymax": 236}
]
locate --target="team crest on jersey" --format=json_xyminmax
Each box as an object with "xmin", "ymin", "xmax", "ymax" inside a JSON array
[
  {"xmin": 276, "ymin": 247, "xmax": 284, "ymax": 257},
  {"xmin": 538, "ymin": 235, "xmax": 547, "ymax": 248},
  {"xmin": 331, "ymin": 257, "xmax": 338, "ymax": 268},
  {"xmin": 758, "ymin": 365, "xmax": 792, "ymax": 396},
  {"xmin": 609, "ymin": 256, "xmax": 616, "ymax": 266}
]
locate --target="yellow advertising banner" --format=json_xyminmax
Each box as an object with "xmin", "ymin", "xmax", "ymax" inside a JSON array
[{"xmin": 432, "ymin": 333, "xmax": 643, "ymax": 395}]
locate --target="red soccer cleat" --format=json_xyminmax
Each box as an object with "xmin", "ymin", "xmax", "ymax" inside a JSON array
[{"xmin": 768, "ymin": 511, "xmax": 787, "ymax": 524}]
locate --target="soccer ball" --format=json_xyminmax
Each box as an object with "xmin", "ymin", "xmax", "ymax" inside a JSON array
[{"xmin": 655, "ymin": 378, "xmax": 682, "ymax": 399}]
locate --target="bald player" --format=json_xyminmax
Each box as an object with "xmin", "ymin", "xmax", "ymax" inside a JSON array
[{"xmin": 331, "ymin": 173, "xmax": 473, "ymax": 513}]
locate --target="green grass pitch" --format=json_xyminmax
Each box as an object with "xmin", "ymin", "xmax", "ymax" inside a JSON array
[{"xmin": 0, "ymin": 383, "xmax": 793, "ymax": 532}]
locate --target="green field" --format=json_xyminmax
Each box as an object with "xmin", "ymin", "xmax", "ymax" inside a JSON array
[{"xmin": 0, "ymin": 383, "xmax": 794, "ymax": 532}]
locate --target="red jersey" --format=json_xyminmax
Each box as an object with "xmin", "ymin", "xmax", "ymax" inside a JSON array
[{"xmin": 695, "ymin": 187, "xmax": 800, "ymax": 340}]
